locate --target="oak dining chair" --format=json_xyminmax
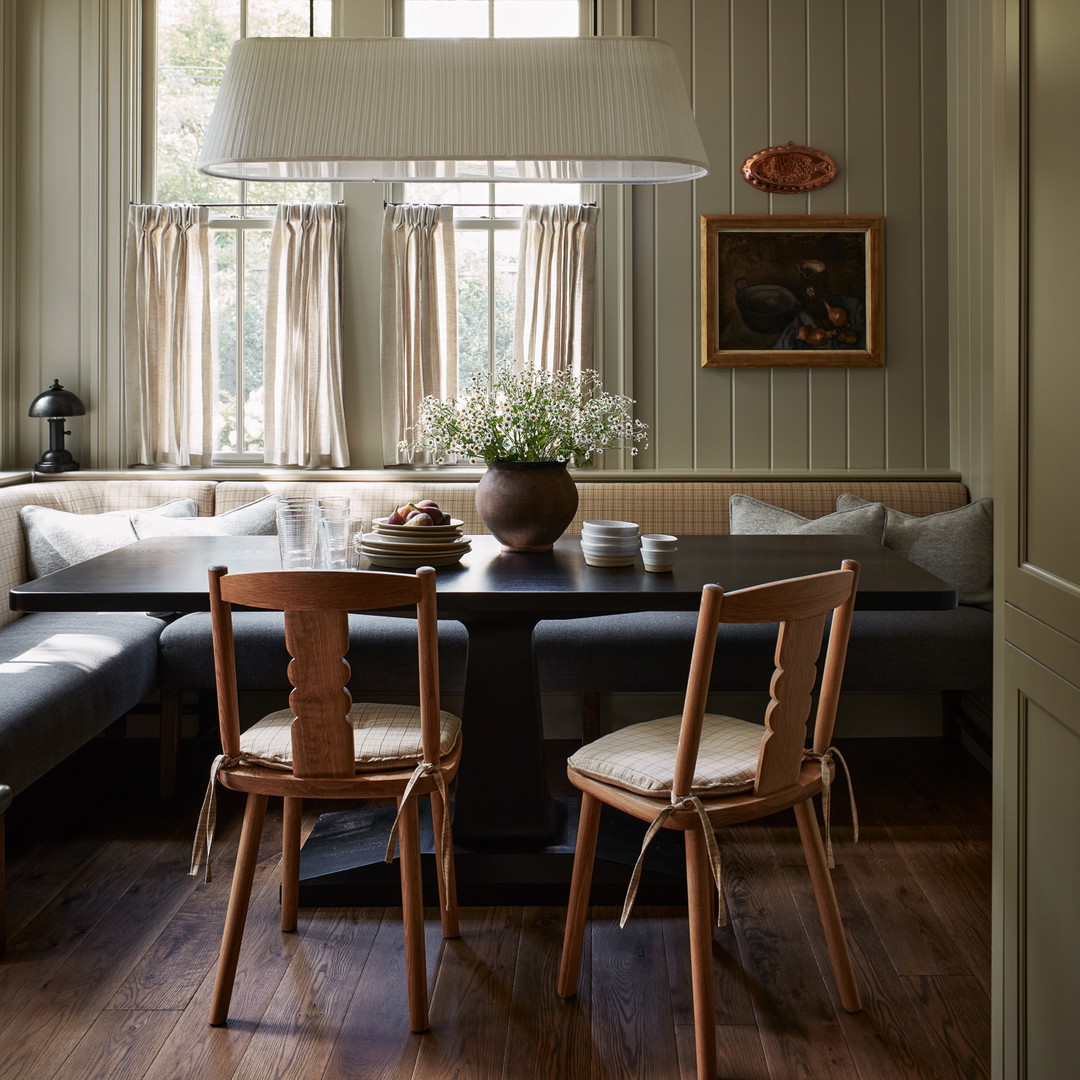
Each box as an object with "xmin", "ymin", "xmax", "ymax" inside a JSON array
[
  {"xmin": 192, "ymin": 565, "xmax": 461, "ymax": 1033},
  {"xmin": 558, "ymin": 560, "xmax": 861, "ymax": 1080}
]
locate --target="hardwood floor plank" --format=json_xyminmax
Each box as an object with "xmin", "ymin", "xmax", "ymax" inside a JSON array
[
  {"xmin": 782, "ymin": 856, "xmax": 967, "ymax": 1080},
  {"xmin": 770, "ymin": 816, "xmax": 974, "ymax": 981},
  {"xmin": 504, "ymin": 906, "xmax": 593, "ymax": 1080},
  {"xmin": 47, "ymin": 1009, "xmax": 180, "ymax": 1080},
  {"xmin": 320, "ymin": 909, "xmax": 445, "ymax": 1080},
  {"xmin": 886, "ymin": 829, "xmax": 992, "ymax": 994},
  {"xmin": 663, "ymin": 906, "xmax": 759, "ymax": 1028},
  {"xmin": 902, "ymin": 975, "xmax": 991, "ymax": 1080},
  {"xmin": 721, "ymin": 825, "xmax": 859, "ymax": 1080},
  {"xmin": 140, "ymin": 852, "xmax": 303, "ymax": 1080},
  {"xmin": 411, "ymin": 906, "xmax": 523, "ymax": 1080},
  {"xmin": 586, "ymin": 905, "xmax": 682, "ymax": 1080},
  {"xmin": 229, "ymin": 907, "xmax": 379, "ymax": 1080},
  {"xmin": 676, "ymin": 1024, "xmax": 770, "ymax": 1080},
  {"xmin": 0, "ymin": 835, "xmax": 204, "ymax": 1079},
  {"xmin": 108, "ymin": 805, "xmax": 251, "ymax": 1011}
]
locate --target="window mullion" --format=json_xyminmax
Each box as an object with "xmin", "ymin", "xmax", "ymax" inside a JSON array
[{"xmin": 235, "ymin": 228, "xmax": 246, "ymax": 450}]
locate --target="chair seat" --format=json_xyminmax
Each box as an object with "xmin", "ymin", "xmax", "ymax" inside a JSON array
[
  {"xmin": 239, "ymin": 702, "xmax": 462, "ymax": 772},
  {"xmin": 567, "ymin": 713, "xmax": 763, "ymax": 798}
]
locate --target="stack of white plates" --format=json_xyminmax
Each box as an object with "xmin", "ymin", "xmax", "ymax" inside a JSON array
[
  {"xmin": 359, "ymin": 517, "xmax": 471, "ymax": 568},
  {"xmin": 580, "ymin": 519, "xmax": 640, "ymax": 567}
]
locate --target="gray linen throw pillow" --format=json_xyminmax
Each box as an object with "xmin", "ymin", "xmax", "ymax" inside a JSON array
[
  {"xmin": 836, "ymin": 493, "xmax": 993, "ymax": 608},
  {"xmin": 21, "ymin": 499, "xmax": 198, "ymax": 578},
  {"xmin": 728, "ymin": 494, "xmax": 886, "ymax": 540},
  {"xmin": 131, "ymin": 494, "xmax": 280, "ymax": 537}
]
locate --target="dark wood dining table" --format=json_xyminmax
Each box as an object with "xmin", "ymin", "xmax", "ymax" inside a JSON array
[{"xmin": 10, "ymin": 531, "xmax": 956, "ymax": 904}]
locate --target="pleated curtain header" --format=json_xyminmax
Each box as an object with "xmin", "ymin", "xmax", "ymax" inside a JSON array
[{"xmin": 197, "ymin": 36, "xmax": 709, "ymax": 184}]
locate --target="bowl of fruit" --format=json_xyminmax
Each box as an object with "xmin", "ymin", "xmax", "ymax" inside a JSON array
[{"xmin": 360, "ymin": 499, "xmax": 470, "ymax": 567}]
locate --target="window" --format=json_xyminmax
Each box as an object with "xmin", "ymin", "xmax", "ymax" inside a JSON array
[
  {"xmin": 397, "ymin": 0, "xmax": 592, "ymax": 384},
  {"xmin": 152, "ymin": 0, "xmax": 335, "ymax": 459}
]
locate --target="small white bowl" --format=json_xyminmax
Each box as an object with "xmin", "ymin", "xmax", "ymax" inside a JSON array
[
  {"xmin": 642, "ymin": 554, "xmax": 677, "ymax": 573},
  {"xmin": 641, "ymin": 533, "xmax": 678, "ymax": 550},
  {"xmin": 581, "ymin": 519, "xmax": 640, "ymax": 538}
]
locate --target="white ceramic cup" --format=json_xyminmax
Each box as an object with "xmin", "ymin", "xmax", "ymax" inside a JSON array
[
  {"xmin": 641, "ymin": 533, "xmax": 678, "ymax": 550},
  {"xmin": 642, "ymin": 548, "xmax": 678, "ymax": 573}
]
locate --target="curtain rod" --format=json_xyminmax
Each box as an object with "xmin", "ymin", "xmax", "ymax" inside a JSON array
[
  {"xmin": 128, "ymin": 202, "xmax": 345, "ymax": 208},
  {"xmin": 383, "ymin": 201, "xmax": 597, "ymax": 209}
]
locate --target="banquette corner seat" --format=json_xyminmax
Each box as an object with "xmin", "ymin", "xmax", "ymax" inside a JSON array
[{"xmin": 0, "ymin": 474, "xmax": 990, "ymax": 958}]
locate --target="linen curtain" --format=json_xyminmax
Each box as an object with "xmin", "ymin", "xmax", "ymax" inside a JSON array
[
  {"xmin": 513, "ymin": 203, "xmax": 598, "ymax": 375},
  {"xmin": 380, "ymin": 204, "xmax": 457, "ymax": 464},
  {"xmin": 123, "ymin": 205, "xmax": 214, "ymax": 466},
  {"xmin": 263, "ymin": 202, "xmax": 349, "ymax": 468}
]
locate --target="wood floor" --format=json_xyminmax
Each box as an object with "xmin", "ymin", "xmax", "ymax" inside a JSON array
[{"xmin": 1, "ymin": 735, "xmax": 990, "ymax": 1080}]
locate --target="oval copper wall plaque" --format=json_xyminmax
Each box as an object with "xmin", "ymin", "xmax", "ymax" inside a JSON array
[{"xmin": 741, "ymin": 144, "xmax": 838, "ymax": 194}]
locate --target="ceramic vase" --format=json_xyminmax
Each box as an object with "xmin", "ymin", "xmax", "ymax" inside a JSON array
[{"xmin": 475, "ymin": 459, "xmax": 579, "ymax": 552}]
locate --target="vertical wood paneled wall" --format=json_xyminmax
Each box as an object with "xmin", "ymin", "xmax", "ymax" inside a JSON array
[
  {"xmin": 5, "ymin": 0, "xmax": 977, "ymax": 477},
  {"xmin": 9, "ymin": 0, "xmax": 135, "ymax": 475},
  {"xmin": 631, "ymin": 0, "xmax": 953, "ymax": 473},
  {"xmin": 948, "ymin": 0, "xmax": 995, "ymax": 500}
]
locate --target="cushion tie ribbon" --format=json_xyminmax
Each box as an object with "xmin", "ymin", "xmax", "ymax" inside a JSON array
[
  {"xmin": 620, "ymin": 793, "xmax": 727, "ymax": 929},
  {"xmin": 802, "ymin": 745, "xmax": 859, "ymax": 867},
  {"xmin": 385, "ymin": 760, "xmax": 454, "ymax": 909},
  {"xmin": 190, "ymin": 753, "xmax": 242, "ymax": 882}
]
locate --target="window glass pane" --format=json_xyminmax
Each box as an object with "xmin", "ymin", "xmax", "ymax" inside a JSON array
[
  {"xmin": 212, "ymin": 229, "xmax": 239, "ymax": 451},
  {"xmin": 493, "ymin": 228, "xmax": 518, "ymax": 366},
  {"xmin": 247, "ymin": 0, "xmax": 332, "ymax": 36},
  {"xmin": 156, "ymin": 0, "xmax": 240, "ymax": 203},
  {"xmin": 241, "ymin": 229, "xmax": 270, "ymax": 452},
  {"xmin": 455, "ymin": 229, "xmax": 491, "ymax": 383},
  {"xmin": 400, "ymin": 0, "xmax": 586, "ymax": 394},
  {"xmin": 494, "ymin": 0, "xmax": 580, "ymax": 36},
  {"xmin": 404, "ymin": 0, "xmax": 489, "ymax": 37}
]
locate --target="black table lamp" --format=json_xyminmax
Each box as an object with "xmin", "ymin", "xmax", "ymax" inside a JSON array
[{"xmin": 28, "ymin": 379, "xmax": 86, "ymax": 472}]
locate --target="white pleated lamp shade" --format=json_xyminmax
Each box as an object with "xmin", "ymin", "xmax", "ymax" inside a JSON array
[{"xmin": 197, "ymin": 36, "xmax": 709, "ymax": 184}]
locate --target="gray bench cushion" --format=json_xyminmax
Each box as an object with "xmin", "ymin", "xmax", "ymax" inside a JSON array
[
  {"xmin": 158, "ymin": 611, "xmax": 468, "ymax": 693},
  {"xmin": 0, "ymin": 612, "xmax": 163, "ymax": 795},
  {"xmin": 534, "ymin": 606, "xmax": 992, "ymax": 695}
]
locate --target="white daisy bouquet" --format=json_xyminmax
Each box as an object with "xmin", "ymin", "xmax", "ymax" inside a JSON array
[{"xmin": 406, "ymin": 366, "xmax": 648, "ymax": 466}]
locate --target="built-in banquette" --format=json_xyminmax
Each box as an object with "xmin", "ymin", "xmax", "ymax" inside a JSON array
[{"xmin": 0, "ymin": 474, "xmax": 992, "ymax": 955}]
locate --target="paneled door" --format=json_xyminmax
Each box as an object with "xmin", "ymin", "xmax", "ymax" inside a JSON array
[{"xmin": 995, "ymin": 0, "xmax": 1080, "ymax": 1076}]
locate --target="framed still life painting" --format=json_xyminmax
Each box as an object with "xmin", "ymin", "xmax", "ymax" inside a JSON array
[{"xmin": 700, "ymin": 215, "xmax": 883, "ymax": 367}]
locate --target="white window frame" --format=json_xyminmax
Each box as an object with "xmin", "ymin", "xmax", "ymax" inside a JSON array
[
  {"xmin": 393, "ymin": 0, "xmax": 596, "ymax": 389},
  {"xmin": 144, "ymin": 0, "xmax": 339, "ymax": 465}
]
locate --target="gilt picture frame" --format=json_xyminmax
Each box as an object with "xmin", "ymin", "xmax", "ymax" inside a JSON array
[{"xmin": 700, "ymin": 215, "xmax": 883, "ymax": 368}]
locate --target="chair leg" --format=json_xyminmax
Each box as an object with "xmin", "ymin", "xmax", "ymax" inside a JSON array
[
  {"xmin": 159, "ymin": 686, "xmax": 183, "ymax": 800},
  {"xmin": 209, "ymin": 793, "xmax": 267, "ymax": 1027},
  {"xmin": 794, "ymin": 798, "xmax": 861, "ymax": 1013},
  {"xmin": 280, "ymin": 796, "xmax": 301, "ymax": 933},
  {"xmin": 397, "ymin": 795, "xmax": 429, "ymax": 1033},
  {"xmin": 430, "ymin": 791, "xmax": 459, "ymax": 939},
  {"xmin": 558, "ymin": 791, "xmax": 601, "ymax": 998},
  {"xmin": 685, "ymin": 826, "xmax": 718, "ymax": 1080}
]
